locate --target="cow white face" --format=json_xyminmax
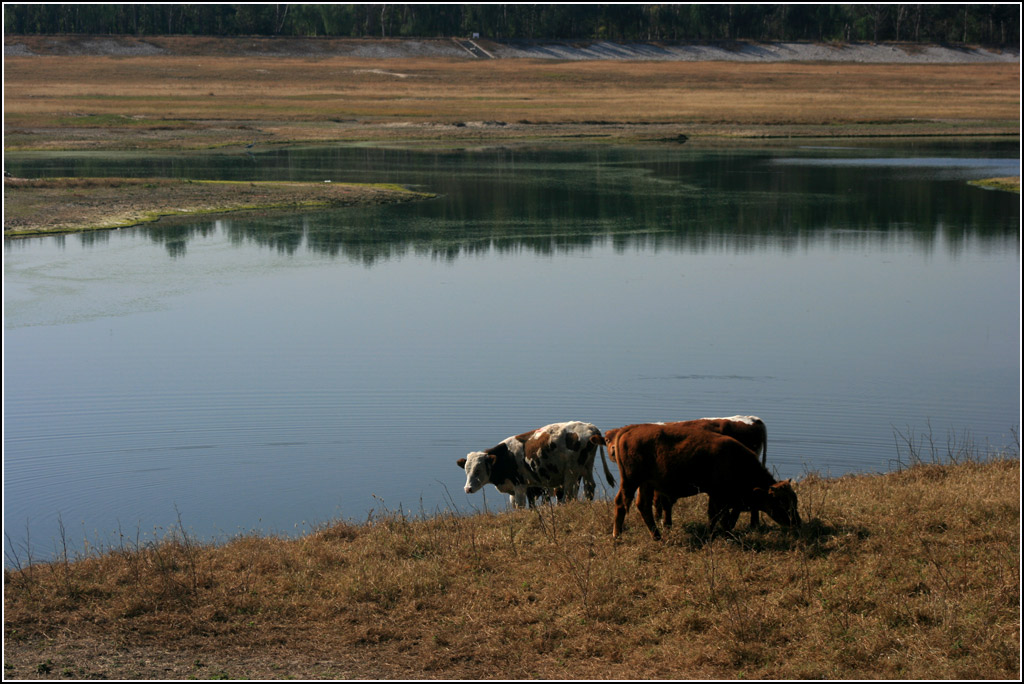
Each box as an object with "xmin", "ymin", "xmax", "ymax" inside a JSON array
[{"xmin": 458, "ymin": 451, "xmax": 493, "ymax": 494}]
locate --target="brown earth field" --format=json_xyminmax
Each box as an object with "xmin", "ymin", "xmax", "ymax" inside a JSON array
[{"xmin": 3, "ymin": 37, "xmax": 1020, "ymax": 152}]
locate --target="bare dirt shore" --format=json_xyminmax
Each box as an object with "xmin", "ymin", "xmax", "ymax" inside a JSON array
[{"xmin": 5, "ymin": 34, "xmax": 1020, "ymax": 63}]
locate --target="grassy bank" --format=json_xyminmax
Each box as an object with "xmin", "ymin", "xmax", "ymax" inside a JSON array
[
  {"xmin": 4, "ymin": 444, "xmax": 1019, "ymax": 680},
  {"xmin": 3, "ymin": 177, "xmax": 434, "ymax": 237},
  {"xmin": 3, "ymin": 56, "xmax": 1019, "ymax": 151},
  {"xmin": 969, "ymin": 176, "xmax": 1022, "ymax": 193}
]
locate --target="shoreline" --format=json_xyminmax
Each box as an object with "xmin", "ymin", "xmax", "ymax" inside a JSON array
[{"xmin": 5, "ymin": 35, "xmax": 1020, "ymax": 64}]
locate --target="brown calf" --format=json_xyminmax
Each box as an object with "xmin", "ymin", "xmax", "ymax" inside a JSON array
[
  {"xmin": 599, "ymin": 422, "xmax": 800, "ymax": 541},
  {"xmin": 651, "ymin": 417, "xmax": 768, "ymax": 528}
]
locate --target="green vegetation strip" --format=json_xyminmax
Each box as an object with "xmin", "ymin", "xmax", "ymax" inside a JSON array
[
  {"xmin": 968, "ymin": 176, "xmax": 1020, "ymax": 193},
  {"xmin": 3, "ymin": 177, "xmax": 434, "ymax": 237}
]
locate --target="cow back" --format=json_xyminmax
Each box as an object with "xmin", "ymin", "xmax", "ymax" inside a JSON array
[
  {"xmin": 698, "ymin": 416, "xmax": 767, "ymax": 465},
  {"xmin": 608, "ymin": 422, "xmax": 773, "ymax": 499}
]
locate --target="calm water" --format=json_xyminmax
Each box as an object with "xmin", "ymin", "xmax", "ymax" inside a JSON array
[{"xmin": 3, "ymin": 143, "xmax": 1020, "ymax": 562}]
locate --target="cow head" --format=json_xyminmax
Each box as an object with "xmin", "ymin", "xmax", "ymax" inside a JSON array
[
  {"xmin": 457, "ymin": 451, "xmax": 495, "ymax": 494},
  {"xmin": 754, "ymin": 479, "xmax": 801, "ymax": 528},
  {"xmin": 594, "ymin": 429, "xmax": 616, "ymax": 462}
]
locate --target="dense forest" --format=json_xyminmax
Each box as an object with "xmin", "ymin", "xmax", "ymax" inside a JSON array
[{"xmin": 3, "ymin": 3, "xmax": 1020, "ymax": 46}]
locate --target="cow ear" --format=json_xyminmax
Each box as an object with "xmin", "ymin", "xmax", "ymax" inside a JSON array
[
  {"xmin": 456, "ymin": 458, "xmax": 467, "ymax": 470},
  {"xmin": 513, "ymin": 430, "xmax": 535, "ymax": 444},
  {"xmin": 488, "ymin": 453, "xmax": 499, "ymax": 465},
  {"xmin": 590, "ymin": 434, "xmax": 605, "ymax": 446}
]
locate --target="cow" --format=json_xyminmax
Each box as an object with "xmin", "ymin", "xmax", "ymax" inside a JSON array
[
  {"xmin": 599, "ymin": 422, "xmax": 800, "ymax": 541},
  {"xmin": 458, "ymin": 421, "xmax": 615, "ymax": 508},
  {"xmin": 700, "ymin": 415, "xmax": 767, "ymax": 466},
  {"xmin": 651, "ymin": 416, "xmax": 768, "ymax": 528}
]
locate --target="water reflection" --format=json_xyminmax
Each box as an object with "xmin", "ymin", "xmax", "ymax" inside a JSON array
[
  {"xmin": 132, "ymin": 209, "xmax": 1017, "ymax": 264},
  {"xmin": 7, "ymin": 143, "xmax": 1019, "ymax": 263}
]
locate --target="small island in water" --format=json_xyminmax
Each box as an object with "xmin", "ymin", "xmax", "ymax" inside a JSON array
[{"xmin": 3, "ymin": 177, "xmax": 435, "ymax": 237}]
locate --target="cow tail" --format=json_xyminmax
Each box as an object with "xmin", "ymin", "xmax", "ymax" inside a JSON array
[
  {"xmin": 759, "ymin": 419, "xmax": 768, "ymax": 467},
  {"xmin": 599, "ymin": 444, "xmax": 615, "ymax": 486}
]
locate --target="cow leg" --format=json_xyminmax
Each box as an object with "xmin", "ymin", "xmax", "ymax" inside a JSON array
[
  {"xmin": 706, "ymin": 497, "xmax": 739, "ymax": 536},
  {"xmin": 512, "ymin": 486, "xmax": 530, "ymax": 509},
  {"xmin": 721, "ymin": 507, "xmax": 741, "ymax": 533},
  {"xmin": 562, "ymin": 474, "xmax": 581, "ymax": 501},
  {"xmin": 661, "ymin": 494, "xmax": 675, "ymax": 529},
  {"xmin": 581, "ymin": 445, "xmax": 598, "ymax": 500},
  {"xmin": 636, "ymin": 484, "xmax": 662, "ymax": 541},
  {"xmin": 612, "ymin": 482, "xmax": 638, "ymax": 539},
  {"xmin": 749, "ymin": 509, "xmax": 761, "ymax": 528},
  {"xmin": 645, "ymin": 490, "xmax": 672, "ymax": 527}
]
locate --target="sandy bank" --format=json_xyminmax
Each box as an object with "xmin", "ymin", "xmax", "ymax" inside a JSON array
[{"xmin": 5, "ymin": 34, "xmax": 1019, "ymax": 64}]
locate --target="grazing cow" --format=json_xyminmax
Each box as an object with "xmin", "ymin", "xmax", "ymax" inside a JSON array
[
  {"xmin": 600, "ymin": 422, "xmax": 800, "ymax": 541},
  {"xmin": 700, "ymin": 415, "xmax": 767, "ymax": 466},
  {"xmin": 652, "ymin": 416, "xmax": 768, "ymax": 528},
  {"xmin": 458, "ymin": 421, "xmax": 615, "ymax": 508}
]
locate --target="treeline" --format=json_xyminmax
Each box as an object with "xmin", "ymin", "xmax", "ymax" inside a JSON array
[{"xmin": 4, "ymin": 4, "xmax": 1019, "ymax": 46}]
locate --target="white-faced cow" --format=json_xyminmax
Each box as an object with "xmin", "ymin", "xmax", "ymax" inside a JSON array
[
  {"xmin": 457, "ymin": 421, "xmax": 615, "ymax": 508},
  {"xmin": 600, "ymin": 422, "xmax": 800, "ymax": 541}
]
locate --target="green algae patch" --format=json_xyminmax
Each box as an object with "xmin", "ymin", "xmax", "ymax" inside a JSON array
[
  {"xmin": 968, "ymin": 176, "xmax": 1020, "ymax": 193},
  {"xmin": 3, "ymin": 177, "xmax": 434, "ymax": 237}
]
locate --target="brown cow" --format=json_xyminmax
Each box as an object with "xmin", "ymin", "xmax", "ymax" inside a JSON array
[
  {"xmin": 598, "ymin": 422, "xmax": 800, "ymax": 541},
  {"xmin": 651, "ymin": 417, "xmax": 768, "ymax": 528}
]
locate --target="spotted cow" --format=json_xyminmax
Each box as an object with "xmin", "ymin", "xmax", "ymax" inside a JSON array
[
  {"xmin": 600, "ymin": 421, "xmax": 800, "ymax": 540},
  {"xmin": 458, "ymin": 421, "xmax": 615, "ymax": 508}
]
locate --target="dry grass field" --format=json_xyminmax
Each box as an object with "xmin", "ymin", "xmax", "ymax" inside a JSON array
[
  {"xmin": 4, "ymin": 55, "xmax": 1019, "ymax": 151},
  {"xmin": 3, "ymin": 449, "xmax": 1019, "ymax": 680}
]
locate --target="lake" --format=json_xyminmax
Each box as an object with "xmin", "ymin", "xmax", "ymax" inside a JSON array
[{"xmin": 3, "ymin": 142, "xmax": 1020, "ymax": 562}]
